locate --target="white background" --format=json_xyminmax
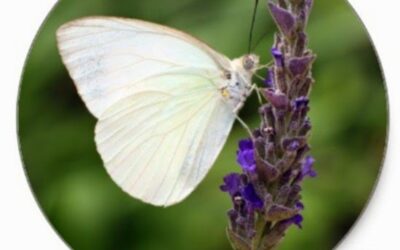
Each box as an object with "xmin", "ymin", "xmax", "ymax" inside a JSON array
[{"xmin": 0, "ymin": 0, "xmax": 398, "ymax": 249}]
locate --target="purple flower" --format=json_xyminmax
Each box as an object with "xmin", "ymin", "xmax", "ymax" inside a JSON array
[
  {"xmin": 295, "ymin": 201, "xmax": 304, "ymax": 210},
  {"xmin": 294, "ymin": 96, "xmax": 309, "ymax": 109},
  {"xmin": 237, "ymin": 139, "xmax": 256, "ymax": 172},
  {"xmin": 264, "ymin": 68, "xmax": 275, "ymax": 88},
  {"xmin": 239, "ymin": 138, "xmax": 254, "ymax": 151},
  {"xmin": 284, "ymin": 137, "xmax": 306, "ymax": 150},
  {"xmin": 220, "ymin": 173, "xmax": 242, "ymax": 196},
  {"xmin": 271, "ymin": 47, "xmax": 284, "ymax": 67},
  {"xmin": 288, "ymin": 56, "xmax": 315, "ymax": 77},
  {"xmin": 286, "ymin": 214, "xmax": 303, "ymax": 229},
  {"xmin": 282, "ymin": 138, "xmax": 303, "ymax": 151},
  {"xmin": 264, "ymin": 89, "xmax": 289, "ymax": 110},
  {"xmin": 268, "ymin": 2, "xmax": 296, "ymax": 36},
  {"xmin": 237, "ymin": 151, "xmax": 256, "ymax": 172},
  {"xmin": 301, "ymin": 156, "xmax": 317, "ymax": 178},
  {"xmin": 222, "ymin": 1, "xmax": 316, "ymax": 248},
  {"xmin": 243, "ymin": 184, "xmax": 263, "ymax": 210},
  {"xmin": 288, "ymin": 140, "xmax": 300, "ymax": 151}
]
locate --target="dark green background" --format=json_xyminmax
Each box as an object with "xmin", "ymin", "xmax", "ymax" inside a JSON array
[{"xmin": 18, "ymin": 0, "xmax": 387, "ymax": 249}]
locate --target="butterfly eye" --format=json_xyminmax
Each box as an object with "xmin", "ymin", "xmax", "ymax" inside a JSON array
[
  {"xmin": 235, "ymin": 82, "xmax": 240, "ymax": 87},
  {"xmin": 243, "ymin": 58, "xmax": 254, "ymax": 70},
  {"xmin": 242, "ymin": 54, "xmax": 259, "ymax": 71}
]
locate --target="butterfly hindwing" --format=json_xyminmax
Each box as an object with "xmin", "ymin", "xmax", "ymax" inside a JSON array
[{"xmin": 95, "ymin": 73, "xmax": 235, "ymax": 206}]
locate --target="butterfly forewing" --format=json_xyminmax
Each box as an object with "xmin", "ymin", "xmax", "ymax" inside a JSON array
[{"xmin": 56, "ymin": 17, "xmax": 231, "ymax": 117}]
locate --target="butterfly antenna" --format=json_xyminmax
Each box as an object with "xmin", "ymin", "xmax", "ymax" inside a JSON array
[
  {"xmin": 251, "ymin": 29, "xmax": 269, "ymax": 52},
  {"xmin": 248, "ymin": 0, "xmax": 260, "ymax": 53}
]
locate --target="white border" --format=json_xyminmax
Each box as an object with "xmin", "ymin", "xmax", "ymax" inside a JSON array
[
  {"xmin": 0, "ymin": 1, "xmax": 68, "ymax": 249},
  {"xmin": 0, "ymin": 0, "xmax": 398, "ymax": 249},
  {"xmin": 338, "ymin": 1, "xmax": 400, "ymax": 249}
]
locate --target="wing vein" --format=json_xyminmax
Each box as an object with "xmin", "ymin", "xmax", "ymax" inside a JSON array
[{"xmin": 167, "ymin": 99, "xmax": 220, "ymax": 203}]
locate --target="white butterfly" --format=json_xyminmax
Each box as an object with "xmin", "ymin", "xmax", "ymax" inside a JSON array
[{"xmin": 56, "ymin": 16, "xmax": 259, "ymax": 206}]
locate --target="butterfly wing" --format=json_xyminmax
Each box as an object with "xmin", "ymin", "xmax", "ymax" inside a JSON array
[
  {"xmin": 57, "ymin": 17, "xmax": 236, "ymax": 206},
  {"xmin": 56, "ymin": 16, "xmax": 231, "ymax": 117},
  {"xmin": 95, "ymin": 72, "xmax": 235, "ymax": 206}
]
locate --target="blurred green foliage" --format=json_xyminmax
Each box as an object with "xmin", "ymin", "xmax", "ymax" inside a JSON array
[{"xmin": 18, "ymin": 0, "xmax": 386, "ymax": 249}]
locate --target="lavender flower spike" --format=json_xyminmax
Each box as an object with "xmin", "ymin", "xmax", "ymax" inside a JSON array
[{"xmin": 221, "ymin": 1, "xmax": 316, "ymax": 249}]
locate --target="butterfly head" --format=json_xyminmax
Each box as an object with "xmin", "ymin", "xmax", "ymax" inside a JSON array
[
  {"xmin": 222, "ymin": 54, "xmax": 259, "ymax": 112},
  {"xmin": 242, "ymin": 54, "xmax": 260, "ymax": 73},
  {"xmin": 230, "ymin": 54, "xmax": 259, "ymax": 86}
]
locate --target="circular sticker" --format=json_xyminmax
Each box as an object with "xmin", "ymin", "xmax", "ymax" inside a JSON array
[{"xmin": 18, "ymin": 0, "xmax": 387, "ymax": 249}]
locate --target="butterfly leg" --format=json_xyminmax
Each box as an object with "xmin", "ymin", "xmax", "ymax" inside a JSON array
[
  {"xmin": 228, "ymin": 96, "xmax": 252, "ymax": 137},
  {"xmin": 249, "ymin": 84, "xmax": 263, "ymax": 104},
  {"xmin": 256, "ymin": 60, "xmax": 274, "ymax": 71},
  {"xmin": 234, "ymin": 114, "xmax": 255, "ymax": 139}
]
